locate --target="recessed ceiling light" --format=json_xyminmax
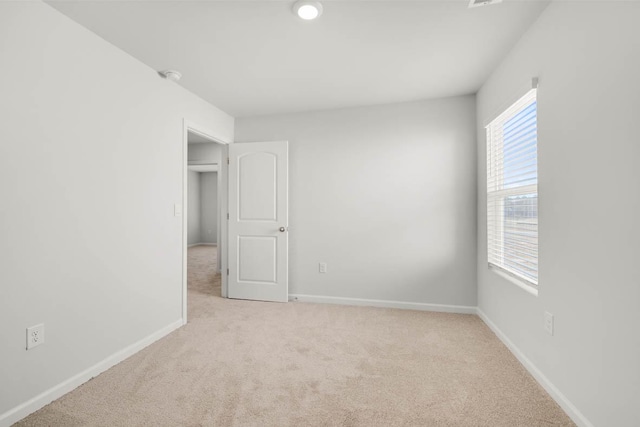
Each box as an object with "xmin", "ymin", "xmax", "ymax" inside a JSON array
[{"xmin": 293, "ymin": 1, "xmax": 323, "ymax": 20}]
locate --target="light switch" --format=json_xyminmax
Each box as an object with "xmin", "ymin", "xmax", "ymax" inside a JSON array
[{"xmin": 174, "ymin": 204, "xmax": 182, "ymax": 217}]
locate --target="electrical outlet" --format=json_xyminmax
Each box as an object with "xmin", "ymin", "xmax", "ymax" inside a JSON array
[
  {"xmin": 544, "ymin": 312, "xmax": 554, "ymax": 336},
  {"xmin": 26, "ymin": 324, "xmax": 45, "ymax": 350},
  {"xmin": 319, "ymin": 262, "xmax": 327, "ymax": 273}
]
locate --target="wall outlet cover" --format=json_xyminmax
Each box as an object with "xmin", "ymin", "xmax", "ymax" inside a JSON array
[
  {"xmin": 27, "ymin": 324, "xmax": 45, "ymax": 350},
  {"xmin": 544, "ymin": 312, "xmax": 554, "ymax": 336}
]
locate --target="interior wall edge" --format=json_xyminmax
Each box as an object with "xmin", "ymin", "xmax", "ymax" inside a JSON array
[
  {"xmin": 477, "ymin": 309, "xmax": 594, "ymax": 427},
  {"xmin": 288, "ymin": 294, "xmax": 477, "ymax": 315},
  {"xmin": 0, "ymin": 320, "xmax": 183, "ymax": 427}
]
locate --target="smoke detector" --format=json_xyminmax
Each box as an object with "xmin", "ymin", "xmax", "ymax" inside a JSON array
[
  {"xmin": 159, "ymin": 70, "xmax": 182, "ymax": 82},
  {"xmin": 469, "ymin": 0, "xmax": 503, "ymax": 8}
]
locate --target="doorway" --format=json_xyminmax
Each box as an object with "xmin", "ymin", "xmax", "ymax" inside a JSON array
[
  {"xmin": 182, "ymin": 121, "xmax": 228, "ymax": 324},
  {"xmin": 182, "ymin": 125, "xmax": 289, "ymax": 310}
]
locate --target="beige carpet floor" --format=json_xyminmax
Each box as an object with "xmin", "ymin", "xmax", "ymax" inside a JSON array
[{"xmin": 16, "ymin": 245, "xmax": 574, "ymax": 426}]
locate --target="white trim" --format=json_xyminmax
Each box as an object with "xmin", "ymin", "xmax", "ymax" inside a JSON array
[
  {"xmin": 182, "ymin": 121, "xmax": 189, "ymax": 325},
  {"xmin": 0, "ymin": 320, "xmax": 183, "ymax": 427},
  {"xmin": 187, "ymin": 160, "xmax": 219, "ymax": 165},
  {"xmin": 489, "ymin": 184, "xmax": 538, "ymax": 199},
  {"xmin": 219, "ymin": 143, "xmax": 229, "ymax": 298},
  {"xmin": 483, "ymin": 77, "xmax": 539, "ymax": 127},
  {"xmin": 489, "ymin": 265, "xmax": 538, "ymax": 296},
  {"xmin": 477, "ymin": 309, "xmax": 594, "ymax": 427},
  {"xmin": 289, "ymin": 294, "xmax": 476, "ymax": 314}
]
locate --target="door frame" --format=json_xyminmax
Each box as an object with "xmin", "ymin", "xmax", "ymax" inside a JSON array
[{"xmin": 182, "ymin": 119, "xmax": 230, "ymax": 325}]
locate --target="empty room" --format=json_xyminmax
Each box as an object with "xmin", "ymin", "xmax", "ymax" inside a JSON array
[{"xmin": 0, "ymin": 1, "xmax": 638, "ymax": 426}]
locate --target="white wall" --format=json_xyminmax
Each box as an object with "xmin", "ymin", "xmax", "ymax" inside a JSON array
[
  {"xmin": 0, "ymin": 1, "xmax": 233, "ymax": 423},
  {"xmin": 236, "ymin": 96, "xmax": 477, "ymax": 308},
  {"xmin": 188, "ymin": 171, "xmax": 201, "ymax": 245},
  {"xmin": 476, "ymin": 2, "xmax": 640, "ymax": 426},
  {"xmin": 186, "ymin": 171, "xmax": 217, "ymax": 245},
  {"xmin": 188, "ymin": 143, "xmax": 222, "ymax": 164},
  {"xmin": 200, "ymin": 172, "xmax": 218, "ymax": 244}
]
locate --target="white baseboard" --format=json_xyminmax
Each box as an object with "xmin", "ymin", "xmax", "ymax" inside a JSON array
[
  {"xmin": 476, "ymin": 309, "xmax": 593, "ymax": 427},
  {"xmin": 188, "ymin": 243, "xmax": 217, "ymax": 248},
  {"xmin": 289, "ymin": 294, "xmax": 477, "ymax": 314},
  {"xmin": 0, "ymin": 319, "xmax": 183, "ymax": 427},
  {"xmin": 0, "ymin": 304, "xmax": 591, "ymax": 427}
]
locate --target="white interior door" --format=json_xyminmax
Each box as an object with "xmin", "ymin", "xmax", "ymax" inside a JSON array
[{"xmin": 228, "ymin": 141, "xmax": 288, "ymax": 302}]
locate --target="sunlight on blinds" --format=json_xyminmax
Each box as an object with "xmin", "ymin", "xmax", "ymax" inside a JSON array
[{"xmin": 486, "ymin": 89, "xmax": 538, "ymax": 286}]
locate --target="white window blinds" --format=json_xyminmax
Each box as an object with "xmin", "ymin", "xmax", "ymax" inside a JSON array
[{"xmin": 486, "ymin": 88, "xmax": 538, "ymax": 286}]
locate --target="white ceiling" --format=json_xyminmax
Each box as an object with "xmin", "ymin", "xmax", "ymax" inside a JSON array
[{"xmin": 47, "ymin": 0, "xmax": 550, "ymax": 118}]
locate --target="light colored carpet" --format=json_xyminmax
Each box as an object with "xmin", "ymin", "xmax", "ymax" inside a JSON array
[{"xmin": 16, "ymin": 245, "xmax": 574, "ymax": 426}]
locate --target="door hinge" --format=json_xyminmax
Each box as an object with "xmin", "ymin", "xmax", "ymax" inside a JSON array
[
  {"xmin": 227, "ymin": 213, "xmax": 229, "ymax": 220},
  {"xmin": 227, "ymin": 268, "xmax": 229, "ymax": 275},
  {"xmin": 227, "ymin": 157, "xmax": 229, "ymax": 165}
]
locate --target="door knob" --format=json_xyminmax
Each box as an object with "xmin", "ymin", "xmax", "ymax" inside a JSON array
[{"xmin": 279, "ymin": 227, "xmax": 286, "ymax": 232}]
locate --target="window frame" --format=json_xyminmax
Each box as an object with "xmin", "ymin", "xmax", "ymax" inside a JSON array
[{"xmin": 485, "ymin": 88, "xmax": 539, "ymax": 293}]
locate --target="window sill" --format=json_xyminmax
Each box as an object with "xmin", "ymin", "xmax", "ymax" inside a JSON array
[{"xmin": 489, "ymin": 265, "xmax": 538, "ymax": 297}]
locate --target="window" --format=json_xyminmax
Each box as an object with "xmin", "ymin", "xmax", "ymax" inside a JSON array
[{"xmin": 486, "ymin": 88, "xmax": 538, "ymax": 287}]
